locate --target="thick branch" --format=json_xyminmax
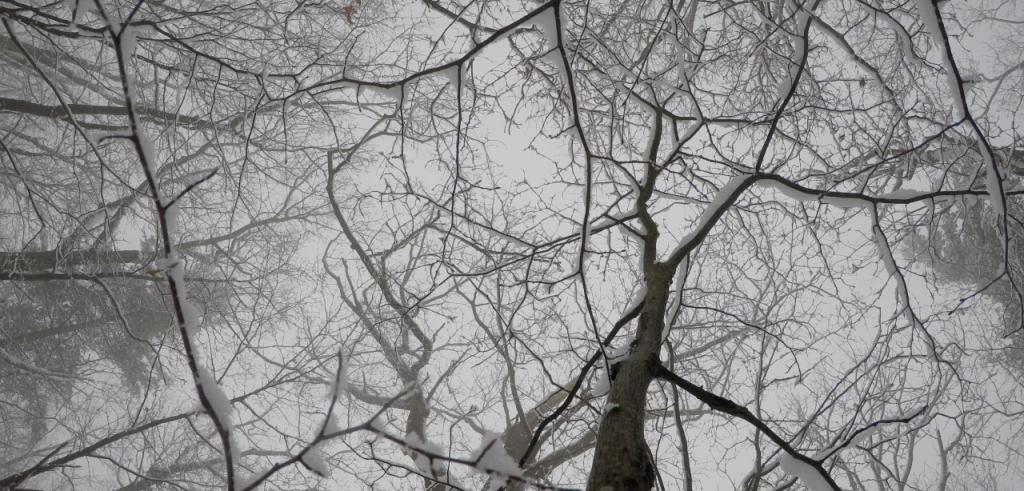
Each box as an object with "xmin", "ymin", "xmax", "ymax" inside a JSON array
[
  {"xmin": 0, "ymin": 96, "xmax": 219, "ymax": 129},
  {"xmin": 655, "ymin": 364, "xmax": 841, "ymax": 491}
]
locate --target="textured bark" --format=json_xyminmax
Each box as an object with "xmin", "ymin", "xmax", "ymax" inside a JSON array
[
  {"xmin": 587, "ymin": 267, "xmax": 672, "ymax": 491},
  {"xmin": 586, "ymin": 359, "xmax": 657, "ymax": 490}
]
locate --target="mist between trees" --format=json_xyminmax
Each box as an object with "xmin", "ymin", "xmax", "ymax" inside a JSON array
[{"xmin": 1, "ymin": 0, "xmax": 1023, "ymax": 489}]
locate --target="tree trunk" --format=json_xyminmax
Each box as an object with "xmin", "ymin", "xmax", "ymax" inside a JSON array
[{"xmin": 587, "ymin": 266, "xmax": 672, "ymax": 490}]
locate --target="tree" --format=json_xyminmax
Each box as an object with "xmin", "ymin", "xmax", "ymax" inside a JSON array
[{"xmin": 2, "ymin": 0, "xmax": 1023, "ymax": 490}]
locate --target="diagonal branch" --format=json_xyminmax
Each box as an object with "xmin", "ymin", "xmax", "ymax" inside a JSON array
[{"xmin": 654, "ymin": 363, "xmax": 841, "ymax": 491}]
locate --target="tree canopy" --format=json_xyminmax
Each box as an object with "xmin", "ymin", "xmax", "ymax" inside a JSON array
[{"xmin": 1, "ymin": 0, "xmax": 1023, "ymax": 490}]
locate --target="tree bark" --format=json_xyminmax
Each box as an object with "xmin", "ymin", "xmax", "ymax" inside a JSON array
[{"xmin": 587, "ymin": 266, "xmax": 672, "ymax": 490}]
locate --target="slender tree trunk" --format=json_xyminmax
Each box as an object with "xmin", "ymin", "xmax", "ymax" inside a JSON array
[{"xmin": 587, "ymin": 266, "xmax": 672, "ymax": 490}]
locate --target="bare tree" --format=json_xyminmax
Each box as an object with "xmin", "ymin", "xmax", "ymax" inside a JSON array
[{"xmin": 2, "ymin": 0, "xmax": 1024, "ymax": 490}]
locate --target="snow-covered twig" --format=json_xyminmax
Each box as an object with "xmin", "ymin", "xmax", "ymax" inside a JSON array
[{"xmin": 99, "ymin": 3, "xmax": 236, "ymax": 487}]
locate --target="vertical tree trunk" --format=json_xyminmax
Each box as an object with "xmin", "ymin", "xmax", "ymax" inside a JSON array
[{"xmin": 587, "ymin": 267, "xmax": 672, "ymax": 490}]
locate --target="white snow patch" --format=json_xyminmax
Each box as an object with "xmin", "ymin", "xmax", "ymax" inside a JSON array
[
  {"xmin": 876, "ymin": 188, "xmax": 930, "ymax": 200},
  {"xmin": 137, "ymin": 131, "xmax": 159, "ymax": 176},
  {"xmin": 874, "ymin": 222, "xmax": 912, "ymax": 324},
  {"xmin": 592, "ymin": 369, "xmax": 611, "ymax": 397},
  {"xmin": 441, "ymin": 65, "xmax": 461, "ymax": 89},
  {"xmin": 361, "ymin": 84, "xmax": 402, "ymax": 101},
  {"xmin": 230, "ymin": 432, "xmax": 248, "ymax": 458},
  {"xmin": 301, "ymin": 441, "xmax": 331, "ymax": 477},
  {"xmin": 819, "ymin": 195, "xmax": 869, "ymax": 209},
  {"xmin": 606, "ymin": 342, "xmax": 632, "ymax": 365},
  {"xmin": 873, "ymin": 225, "xmax": 899, "ymax": 278},
  {"xmin": 159, "ymin": 250, "xmax": 198, "ymax": 336},
  {"xmin": 163, "ymin": 201, "xmax": 179, "ymax": 237},
  {"xmin": 66, "ymin": 0, "xmax": 96, "ymax": 26},
  {"xmin": 914, "ymin": 0, "xmax": 944, "ymax": 52},
  {"xmin": 668, "ymin": 175, "xmax": 748, "ymax": 258},
  {"xmin": 197, "ymin": 366, "xmax": 233, "ymax": 427},
  {"xmin": 850, "ymin": 427, "xmax": 876, "ymax": 447},
  {"xmin": 85, "ymin": 129, "xmax": 130, "ymax": 146},
  {"xmin": 624, "ymin": 285, "xmax": 647, "ymax": 315},
  {"xmin": 180, "ymin": 297, "xmax": 201, "ymax": 337},
  {"xmin": 813, "ymin": 427, "xmax": 878, "ymax": 461},
  {"xmin": 779, "ymin": 453, "xmax": 832, "ymax": 491},
  {"xmin": 894, "ymin": 23, "xmax": 922, "ymax": 71},
  {"xmin": 981, "ymin": 145, "xmax": 1004, "ymax": 219},
  {"xmin": 642, "ymin": 104, "xmax": 660, "ymax": 160},
  {"xmin": 405, "ymin": 432, "xmax": 445, "ymax": 478},
  {"xmin": 777, "ymin": 1, "xmax": 809, "ymax": 101},
  {"xmin": 913, "ymin": 0, "xmax": 965, "ymax": 117},
  {"xmin": 577, "ymin": 215, "xmax": 592, "ymax": 271},
  {"xmin": 670, "ymin": 36, "xmax": 693, "ymax": 81},
  {"xmin": 943, "ymin": 70, "xmax": 965, "ymax": 117},
  {"xmin": 368, "ymin": 416, "xmax": 387, "ymax": 433},
  {"xmin": 702, "ymin": 175, "xmax": 746, "ymax": 218},
  {"xmin": 120, "ymin": 26, "xmax": 139, "ymax": 56},
  {"xmin": 763, "ymin": 180, "xmax": 818, "ymax": 202},
  {"xmin": 328, "ymin": 356, "xmax": 349, "ymax": 400},
  {"xmin": 154, "ymin": 253, "xmax": 179, "ymax": 273},
  {"xmin": 471, "ymin": 432, "xmax": 523, "ymax": 486},
  {"xmin": 233, "ymin": 471, "xmax": 257, "ymax": 491},
  {"xmin": 182, "ymin": 168, "xmax": 216, "ymax": 187},
  {"xmin": 324, "ymin": 413, "xmax": 342, "ymax": 434},
  {"xmin": 663, "ymin": 258, "xmax": 690, "ymax": 343}
]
